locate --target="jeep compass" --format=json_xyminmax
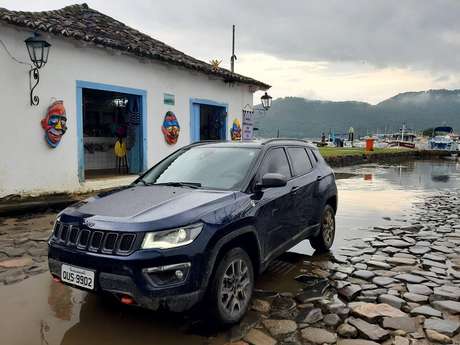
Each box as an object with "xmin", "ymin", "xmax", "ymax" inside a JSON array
[{"xmin": 48, "ymin": 139, "xmax": 337, "ymax": 324}]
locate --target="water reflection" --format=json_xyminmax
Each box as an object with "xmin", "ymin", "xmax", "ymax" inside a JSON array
[
  {"xmin": 60, "ymin": 295, "xmax": 205, "ymax": 345},
  {"xmin": 48, "ymin": 279, "xmax": 73, "ymax": 321},
  {"xmin": 1, "ymin": 160, "xmax": 460, "ymax": 345},
  {"xmin": 291, "ymin": 159, "xmax": 460, "ymax": 255},
  {"xmin": 342, "ymin": 160, "xmax": 460, "ymax": 190}
]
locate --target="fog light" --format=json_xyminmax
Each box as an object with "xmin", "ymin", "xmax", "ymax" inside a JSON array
[
  {"xmin": 143, "ymin": 262, "xmax": 191, "ymax": 287},
  {"xmin": 175, "ymin": 270, "xmax": 184, "ymax": 279}
]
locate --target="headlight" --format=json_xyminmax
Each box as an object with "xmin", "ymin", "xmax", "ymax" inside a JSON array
[{"xmin": 141, "ymin": 223, "xmax": 203, "ymax": 249}]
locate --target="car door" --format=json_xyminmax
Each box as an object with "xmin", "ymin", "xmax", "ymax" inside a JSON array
[
  {"xmin": 286, "ymin": 147, "xmax": 317, "ymax": 236},
  {"xmin": 253, "ymin": 147, "xmax": 296, "ymax": 260},
  {"xmin": 306, "ymin": 148, "xmax": 324, "ymax": 225}
]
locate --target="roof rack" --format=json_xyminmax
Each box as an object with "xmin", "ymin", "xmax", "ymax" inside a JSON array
[
  {"xmin": 187, "ymin": 140, "xmax": 227, "ymax": 147},
  {"xmin": 262, "ymin": 138, "xmax": 312, "ymax": 145}
]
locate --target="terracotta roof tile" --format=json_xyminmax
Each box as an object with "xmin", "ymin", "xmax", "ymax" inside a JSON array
[{"xmin": 0, "ymin": 3, "xmax": 270, "ymax": 89}]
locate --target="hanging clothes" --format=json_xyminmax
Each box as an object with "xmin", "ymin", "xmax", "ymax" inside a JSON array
[
  {"xmin": 114, "ymin": 138, "xmax": 127, "ymax": 158},
  {"xmin": 114, "ymin": 137, "xmax": 128, "ymax": 174},
  {"xmin": 126, "ymin": 95, "xmax": 140, "ymax": 150}
]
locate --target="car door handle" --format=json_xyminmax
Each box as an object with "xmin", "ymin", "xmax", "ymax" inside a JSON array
[
  {"xmin": 291, "ymin": 185, "xmax": 300, "ymax": 193},
  {"xmin": 314, "ymin": 176, "xmax": 322, "ymax": 196}
]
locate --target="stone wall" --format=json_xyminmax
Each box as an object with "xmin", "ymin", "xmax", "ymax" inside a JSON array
[{"xmin": 324, "ymin": 150, "xmax": 452, "ymax": 168}]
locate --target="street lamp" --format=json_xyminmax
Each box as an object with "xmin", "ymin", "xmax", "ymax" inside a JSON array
[
  {"xmin": 260, "ymin": 92, "xmax": 272, "ymax": 111},
  {"xmin": 25, "ymin": 34, "xmax": 51, "ymax": 106}
]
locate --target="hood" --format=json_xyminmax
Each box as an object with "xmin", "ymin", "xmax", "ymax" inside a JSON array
[{"xmin": 64, "ymin": 185, "xmax": 238, "ymax": 230}]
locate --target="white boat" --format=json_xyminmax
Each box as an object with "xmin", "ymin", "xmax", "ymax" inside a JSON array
[
  {"xmin": 384, "ymin": 124, "xmax": 417, "ymax": 149},
  {"xmin": 429, "ymin": 127, "xmax": 459, "ymax": 151}
]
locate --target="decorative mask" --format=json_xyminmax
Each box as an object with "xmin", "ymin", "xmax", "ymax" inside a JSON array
[
  {"xmin": 161, "ymin": 111, "xmax": 180, "ymax": 145},
  {"xmin": 41, "ymin": 100, "xmax": 67, "ymax": 148},
  {"xmin": 230, "ymin": 118, "xmax": 242, "ymax": 141}
]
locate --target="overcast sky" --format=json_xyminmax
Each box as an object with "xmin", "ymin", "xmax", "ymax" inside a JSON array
[{"xmin": 2, "ymin": 0, "xmax": 460, "ymax": 104}]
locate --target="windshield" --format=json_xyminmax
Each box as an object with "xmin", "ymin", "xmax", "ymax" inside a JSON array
[{"xmin": 139, "ymin": 146, "xmax": 260, "ymax": 190}]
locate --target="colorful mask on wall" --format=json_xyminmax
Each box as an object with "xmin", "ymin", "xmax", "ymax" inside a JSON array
[
  {"xmin": 161, "ymin": 111, "xmax": 180, "ymax": 145},
  {"xmin": 41, "ymin": 100, "xmax": 67, "ymax": 148},
  {"xmin": 230, "ymin": 118, "xmax": 242, "ymax": 141}
]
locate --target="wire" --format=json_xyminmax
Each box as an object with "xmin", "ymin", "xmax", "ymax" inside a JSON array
[{"xmin": 0, "ymin": 38, "xmax": 32, "ymax": 67}]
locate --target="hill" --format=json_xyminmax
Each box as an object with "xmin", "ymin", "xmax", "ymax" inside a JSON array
[{"xmin": 255, "ymin": 89, "xmax": 460, "ymax": 138}]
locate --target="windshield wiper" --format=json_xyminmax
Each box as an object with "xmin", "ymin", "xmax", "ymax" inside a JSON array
[
  {"xmin": 136, "ymin": 177, "xmax": 150, "ymax": 186},
  {"xmin": 152, "ymin": 182, "xmax": 202, "ymax": 189}
]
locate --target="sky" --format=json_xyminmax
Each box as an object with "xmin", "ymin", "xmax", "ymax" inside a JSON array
[{"xmin": 2, "ymin": 0, "xmax": 460, "ymax": 104}]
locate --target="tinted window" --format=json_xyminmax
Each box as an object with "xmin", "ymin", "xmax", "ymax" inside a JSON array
[
  {"xmin": 309, "ymin": 149, "xmax": 319, "ymax": 162},
  {"xmin": 259, "ymin": 148, "xmax": 291, "ymax": 179},
  {"xmin": 287, "ymin": 147, "xmax": 313, "ymax": 176},
  {"xmin": 140, "ymin": 147, "xmax": 259, "ymax": 190}
]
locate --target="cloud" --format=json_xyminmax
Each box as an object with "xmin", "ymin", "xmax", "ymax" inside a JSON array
[
  {"xmin": 238, "ymin": 53, "xmax": 441, "ymax": 104},
  {"xmin": 5, "ymin": 0, "xmax": 460, "ymax": 72},
  {"xmin": 113, "ymin": 0, "xmax": 460, "ymax": 74},
  {"xmin": 3, "ymin": 0, "xmax": 460, "ymax": 102},
  {"xmin": 434, "ymin": 75, "xmax": 450, "ymax": 83}
]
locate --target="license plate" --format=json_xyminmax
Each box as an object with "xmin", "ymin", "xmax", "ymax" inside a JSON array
[{"xmin": 61, "ymin": 264, "xmax": 95, "ymax": 290}]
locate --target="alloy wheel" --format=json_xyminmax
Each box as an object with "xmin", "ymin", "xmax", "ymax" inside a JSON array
[
  {"xmin": 219, "ymin": 258, "xmax": 252, "ymax": 318},
  {"xmin": 322, "ymin": 209, "xmax": 335, "ymax": 246}
]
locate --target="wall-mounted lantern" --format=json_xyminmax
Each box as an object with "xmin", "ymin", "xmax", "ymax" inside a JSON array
[
  {"xmin": 260, "ymin": 92, "xmax": 272, "ymax": 111},
  {"xmin": 25, "ymin": 34, "xmax": 51, "ymax": 106}
]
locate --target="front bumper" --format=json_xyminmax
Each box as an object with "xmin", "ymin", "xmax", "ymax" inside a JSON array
[{"xmin": 48, "ymin": 243, "xmax": 206, "ymax": 312}]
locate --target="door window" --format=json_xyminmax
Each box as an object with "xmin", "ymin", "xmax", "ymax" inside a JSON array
[
  {"xmin": 286, "ymin": 147, "xmax": 313, "ymax": 176},
  {"xmin": 258, "ymin": 148, "xmax": 292, "ymax": 179},
  {"xmin": 199, "ymin": 104, "xmax": 226, "ymax": 140}
]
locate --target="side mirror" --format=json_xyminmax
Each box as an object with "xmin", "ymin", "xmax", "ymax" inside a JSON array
[{"xmin": 256, "ymin": 173, "xmax": 287, "ymax": 190}]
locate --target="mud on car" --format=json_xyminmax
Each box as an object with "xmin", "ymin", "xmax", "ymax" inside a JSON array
[{"xmin": 48, "ymin": 139, "xmax": 337, "ymax": 324}]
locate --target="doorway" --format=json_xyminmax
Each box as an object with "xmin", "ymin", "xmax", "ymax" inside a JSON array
[
  {"xmin": 77, "ymin": 81, "xmax": 146, "ymax": 182},
  {"xmin": 190, "ymin": 99, "xmax": 228, "ymax": 142}
]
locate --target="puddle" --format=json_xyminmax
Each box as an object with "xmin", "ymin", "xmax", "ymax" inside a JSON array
[
  {"xmin": 291, "ymin": 159, "xmax": 460, "ymax": 255},
  {"xmin": 1, "ymin": 159, "xmax": 460, "ymax": 345},
  {"xmin": 0, "ymin": 273, "xmax": 208, "ymax": 345}
]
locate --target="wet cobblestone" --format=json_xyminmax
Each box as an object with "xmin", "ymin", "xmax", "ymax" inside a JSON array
[
  {"xmin": 1, "ymin": 185, "xmax": 460, "ymax": 345},
  {"xmin": 0, "ymin": 212, "xmax": 55, "ymax": 285},
  {"xmin": 234, "ymin": 189, "xmax": 460, "ymax": 345}
]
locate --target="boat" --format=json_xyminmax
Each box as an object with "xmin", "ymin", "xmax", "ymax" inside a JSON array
[
  {"xmin": 429, "ymin": 126, "xmax": 459, "ymax": 151},
  {"xmin": 385, "ymin": 124, "xmax": 417, "ymax": 149}
]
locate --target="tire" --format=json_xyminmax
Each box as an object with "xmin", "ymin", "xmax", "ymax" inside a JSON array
[
  {"xmin": 310, "ymin": 204, "xmax": 335, "ymax": 252},
  {"xmin": 208, "ymin": 247, "xmax": 254, "ymax": 325}
]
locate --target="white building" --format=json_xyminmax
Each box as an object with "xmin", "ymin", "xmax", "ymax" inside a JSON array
[{"xmin": 0, "ymin": 4, "xmax": 269, "ymax": 198}]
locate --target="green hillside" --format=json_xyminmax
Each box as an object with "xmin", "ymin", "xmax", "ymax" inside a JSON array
[{"xmin": 255, "ymin": 89, "xmax": 460, "ymax": 139}]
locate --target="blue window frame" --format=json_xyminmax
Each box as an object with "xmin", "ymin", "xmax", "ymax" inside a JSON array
[{"xmin": 189, "ymin": 98, "xmax": 228, "ymax": 142}]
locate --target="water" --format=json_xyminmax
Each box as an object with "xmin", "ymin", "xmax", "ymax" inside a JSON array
[
  {"xmin": 292, "ymin": 159, "xmax": 460, "ymax": 254},
  {"xmin": 1, "ymin": 159, "xmax": 460, "ymax": 345}
]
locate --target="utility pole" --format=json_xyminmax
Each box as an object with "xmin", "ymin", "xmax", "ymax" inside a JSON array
[{"xmin": 230, "ymin": 25, "xmax": 236, "ymax": 73}]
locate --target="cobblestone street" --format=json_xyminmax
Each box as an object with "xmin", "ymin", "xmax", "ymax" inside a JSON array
[
  {"xmin": 1, "ymin": 162, "xmax": 460, "ymax": 345},
  {"xmin": 0, "ymin": 212, "xmax": 55, "ymax": 284},
  {"xmin": 241, "ymin": 189, "xmax": 460, "ymax": 345},
  {"xmin": 2, "ymin": 1, "xmax": 460, "ymax": 344}
]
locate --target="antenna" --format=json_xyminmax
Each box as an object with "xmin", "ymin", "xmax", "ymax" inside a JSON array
[{"xmin": 231, "ymin": 25, "xmax": 236, "ymax": 73}]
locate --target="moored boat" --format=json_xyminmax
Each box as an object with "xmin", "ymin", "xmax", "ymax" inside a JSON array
[{"xmin": 429, "ymin": 126, "xmax": 459, "ymax": 151}]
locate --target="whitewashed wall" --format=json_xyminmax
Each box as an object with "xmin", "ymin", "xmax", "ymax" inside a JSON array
[{"xmin": 0, "ymin": 24, "xmax": 255, "ymax": 197}]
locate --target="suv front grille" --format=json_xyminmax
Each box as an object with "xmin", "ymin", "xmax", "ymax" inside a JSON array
[{"xmin": 52, "ymin": 221, "xmax": 137, "ymax": 255}]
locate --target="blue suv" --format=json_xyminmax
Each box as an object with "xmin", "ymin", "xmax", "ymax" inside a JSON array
[{"xmin": 48, "ymin": 139, "xmax": 337, "ymax": 324}]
